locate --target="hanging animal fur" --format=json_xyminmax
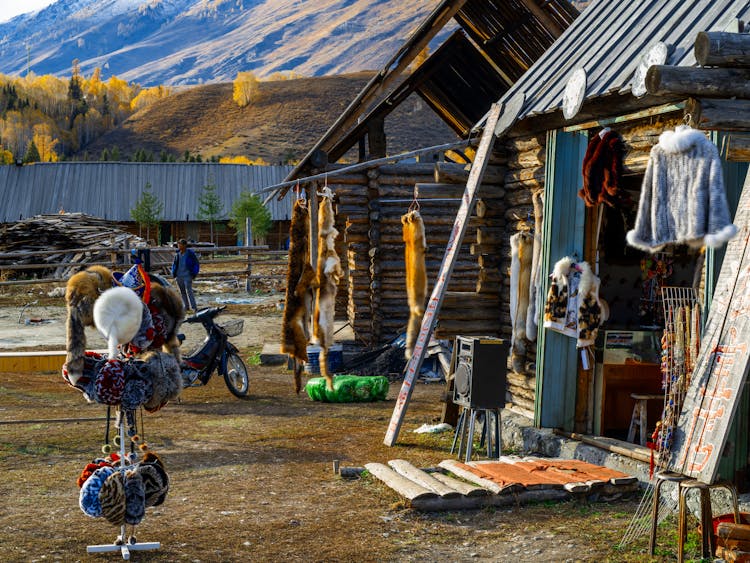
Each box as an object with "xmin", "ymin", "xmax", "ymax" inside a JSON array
[
  {"xmin": 313, "ymin": 196, "xmax": 343, "ymax": 391},
  {"xmin": 509, "ymin": 232, "xmax": 534, "ymax": 373},
  {"xmin": 281, "ymin": 199, "xmax": 318, "ymax": 392},
  {"xmin": 401, "ymin": 210, "xmax": 427, "ymax": 360},
  {"xmin": 525, "ymin": 190, "xmax": 544, "ymax": 343}
]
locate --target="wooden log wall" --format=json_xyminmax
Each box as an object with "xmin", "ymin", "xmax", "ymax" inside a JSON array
[
  {"xmin": 332, "ymin": 160, "xmax": 507, "ymax": 347},
  {"xmin": 498, "ymin": 134, "xmax": 545, "ymax": 418}
]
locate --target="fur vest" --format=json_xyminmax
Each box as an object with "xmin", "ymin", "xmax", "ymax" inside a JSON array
[
  {"xmin": 579, "ymin": 129, "xmax": 628, "ymax": 208},
  {"xmin": 543, "ymin": 257, "xmax": 605, "ymax": 348},
  {"xmin": 626, "ymin": 125, "xmax": 737, "ymax": 252}
]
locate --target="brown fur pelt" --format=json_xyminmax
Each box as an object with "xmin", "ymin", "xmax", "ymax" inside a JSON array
[
  {"xmin": 402, "ymin": 210, "xmax": 427, "ymax": 360},
  {"xmin": 313, "ymin": 196, "xmax": 343, "ymax": 390},
  {"xmin": 281, "ymin": 199, "xmax": 318, "ymax": 392},
  {"xmin": 65, "ymin": 265, "xmax": 185, "ymax": 383},
  {"xmin": 579, "ymin": 129, "xmax": 630, "ymax": 208},
  {"xmin": 525, "ymin": 190, "xmax": 544, "ymax": 343}
]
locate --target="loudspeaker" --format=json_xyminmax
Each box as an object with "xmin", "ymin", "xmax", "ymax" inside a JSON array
[{"xmin": 452, "ymin": 336, "xmax": 509, "ymax": 409}]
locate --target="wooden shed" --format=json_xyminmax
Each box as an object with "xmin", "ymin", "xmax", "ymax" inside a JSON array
[{"xmin": 281, "ymin": 0, "xmax": 750, "ymax": 488}]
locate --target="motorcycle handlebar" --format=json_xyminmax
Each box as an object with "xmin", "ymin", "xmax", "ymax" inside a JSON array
[{"xmin": 184, "ymin": 305, "xmax": 227, "ymax": 323}]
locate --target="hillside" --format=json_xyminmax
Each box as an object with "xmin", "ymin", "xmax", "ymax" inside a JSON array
[{"xmin": 83, "ymin": 73, "xmax": 458, "ymax": 164}]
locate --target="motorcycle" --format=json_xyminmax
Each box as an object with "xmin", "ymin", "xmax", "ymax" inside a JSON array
[{"xmin": 179, "ymin": 306, "xmax": 250, "ymax": 398}]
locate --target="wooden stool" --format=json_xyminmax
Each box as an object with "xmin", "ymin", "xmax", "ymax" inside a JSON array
[
  {"xmin": 649, "ymin": 471, "xmax": 740, "ymax": 562},
  {"xmin": 627, "ymin": 393, "xmax": 663, "ymax": 445}
]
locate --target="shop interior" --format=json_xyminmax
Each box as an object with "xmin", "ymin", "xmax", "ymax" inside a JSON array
[{"xmin": 589, "ymin": 172, "xmax": 704, "ymax": 441}]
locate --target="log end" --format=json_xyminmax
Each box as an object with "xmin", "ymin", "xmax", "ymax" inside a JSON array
[
  {"xmin": 643, "ymin": 65, "xmax": 663, "ymax": 96},
  {"xmin": 694, "ymin": 31, "xmax": 710, "ymax": 67}
]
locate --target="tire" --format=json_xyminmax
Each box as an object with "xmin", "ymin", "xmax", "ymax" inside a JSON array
[{"xmin": 224, "ymin": 351, "xmax": 249, "ymax": 398}]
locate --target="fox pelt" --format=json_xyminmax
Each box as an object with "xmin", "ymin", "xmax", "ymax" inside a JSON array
[
  {"xmin": 509, "ymin": 231, "xmax": 533, "ymax": 374},
  {"xmin": 281, "ymin": 199, "xmax": 318, "ymax": 392},
  {"xmin": 313, "ymin": 196, "xmax": 343, "ymax": 391},
  {"xmin": 65, "ymin": 265, "xmax": 184, "ymax": 385},
  {"xmin": 402, "ymin": 210, "xmax": 427, "ymax": 360}
]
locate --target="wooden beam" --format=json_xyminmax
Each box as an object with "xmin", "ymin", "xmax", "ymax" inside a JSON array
[
  {"xmin": 726, "ymin": 134, "xmax": 750, "ymax": 162},
  {"xmin": 517, "ymin": 0, "xmax": 564, "ymax": 37},
  {"xmin": 646, "ymin": 65, "xmax": 750, "ymax": 98},
  {"xmin": 686, "ymin": 97, "xmax": 750, "ymax": 131},
  {"xmin": 695, "ymin": 31, "xmax": 750, "ymax": 68}
]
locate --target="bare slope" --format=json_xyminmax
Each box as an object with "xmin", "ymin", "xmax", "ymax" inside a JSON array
[{"xmin": 84, "ymin": 73, "xmax": 457, "ymax": 164}]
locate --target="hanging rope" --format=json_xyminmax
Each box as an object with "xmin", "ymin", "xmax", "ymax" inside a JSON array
[{"xmin": 408, "ymin": 184, "xmax": 420, "ymax": 213}]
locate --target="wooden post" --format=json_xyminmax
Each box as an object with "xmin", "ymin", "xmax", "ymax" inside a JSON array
[
  {"xmin": 109, "ymin": 235, "xmax": 117, "ymax": 270},
  {"xmin": 384, "ymin": 103, "xmax": 503, "ymax": 447},
  {"xmin": 695, "ymin": 31, "xmax": 750, "ymax": 67},
  {"xmin": 245, "ymin": 217, "xmax": 253, "ymax": 292}
]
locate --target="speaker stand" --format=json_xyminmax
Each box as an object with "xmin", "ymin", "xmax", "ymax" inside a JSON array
[{"xmin": 450, "ymin": 407, "xmax": 502, "ymax": 462}]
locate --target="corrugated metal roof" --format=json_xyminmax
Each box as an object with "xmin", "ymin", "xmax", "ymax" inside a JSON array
[
  {"xmin": 496, "ymin": 0, "xmax": 750, "ymax": 125},
  {"xmin": 0, "ymin": 162, "xmax": 294, "ymax": 223}
]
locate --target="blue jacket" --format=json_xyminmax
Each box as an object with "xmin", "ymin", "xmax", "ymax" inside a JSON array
[{"xmin": 172, "ymin": 248, "xmax": 200, "ymax": 278}]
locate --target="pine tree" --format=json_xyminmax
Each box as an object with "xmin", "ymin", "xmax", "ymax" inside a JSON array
[
  {"xmin": 130, "ymin": 182, "xmax": 163, "ymax": 242},
  {"xmin": 197, "ymin": 176, "xmax": 224, "ymax": 245},
  {"xmin": 229, "ymin": 191, "xmax": 271, "ymax": 245},
  {"xmin": 23, "ymin": 140, "xmax": 40, "ymax": 163}
]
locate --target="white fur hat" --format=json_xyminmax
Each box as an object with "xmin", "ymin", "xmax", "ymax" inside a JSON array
[{"xmin": 93, "ymin": 286, "xmax": 143, "ymax": 358}]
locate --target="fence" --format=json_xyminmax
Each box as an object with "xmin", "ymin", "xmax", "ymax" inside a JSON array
[{"xmin": 0, "ymin": 245, "xmax": 288, "ymax": 290}]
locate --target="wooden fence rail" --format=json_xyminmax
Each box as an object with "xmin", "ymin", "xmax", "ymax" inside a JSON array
[{"xmin": 0, "ymin": 245, "xmax": 288, "ymax": 288}]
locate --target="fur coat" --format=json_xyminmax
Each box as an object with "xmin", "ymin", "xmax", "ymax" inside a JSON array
[
  {"xmin": 313, "ymin": 196, "xmax": 343, "ymax": 390},
  {"xmin": 579, "ymin": 129, "xmax": 629, "ymax": 208},
  {"xmin": 402, "ymin": 210, "xmax": 427, "ymax": 360},
  {"xmin": 543, "ymin": 257, "xmax": 606, "ymax": 348},
  {"xmin": 626, "ymin": 125, "xmax": 737, "ymax": 252}
]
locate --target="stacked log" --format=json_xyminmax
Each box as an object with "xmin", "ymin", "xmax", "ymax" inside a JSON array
[{"xmin": 500, "ymin": 135, "xmax": 545, "ymax": 416}]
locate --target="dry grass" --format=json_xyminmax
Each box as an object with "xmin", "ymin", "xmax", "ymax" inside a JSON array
[{"xmin": 0, "ymin": 355, "xmax": 695, "ymax": 562}]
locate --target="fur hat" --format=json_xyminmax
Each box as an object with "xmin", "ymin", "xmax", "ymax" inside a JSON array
[
  {"xmin": 79, "ymin": 465, "xmax": 116, "ymax": 518},
  {"xmin": 77, "ymin": 460, "xmax": 112, "ymax": 488},
  {"xmin": 120, "ymin": 374, "xmax": 153, "ymax": 411},
  {"xmin": 94, "ymin": 286, "xmax": 144, "ymax": 358},
  {"xmin": 98, "ymin": 471, "xmax": 126, "ymax": 525},
  {"xmin": 141, "ymin": 351, "xmax": 182, "ymax": 412},
  {"xmin": 124, "ymin": 470, "xmax": 146, "ymax": 525},
  {"xmin": 94, "ymin": 359, "xmax": 126, "ymax": 405},
  {"xmin": 138, "ymin": 457, "xmax": 170, "ymax": 507}
]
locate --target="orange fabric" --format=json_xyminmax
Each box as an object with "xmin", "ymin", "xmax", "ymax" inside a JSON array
[{"xmin": 456, "ymin": 459, "xmax": 632, "ymax": 488}]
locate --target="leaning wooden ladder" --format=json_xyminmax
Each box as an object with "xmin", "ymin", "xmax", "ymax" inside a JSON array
[{"xmin": 384, "ymin": 102, "xmax": 503, "ymax": 447}]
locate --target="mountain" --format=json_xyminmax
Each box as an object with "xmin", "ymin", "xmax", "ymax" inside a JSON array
[
  {"xmin": 82, "ymin": 72, "xmax": 457, "ymax": 163},
  {"xmin": 0, "ymin": 0, "xmax": 449, "ymax": 87}
]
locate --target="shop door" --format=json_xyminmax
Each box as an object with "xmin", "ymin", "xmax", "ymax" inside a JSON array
[{"xmin": 534, "ymin": 129, "xmax": 587, "ymax": 430}]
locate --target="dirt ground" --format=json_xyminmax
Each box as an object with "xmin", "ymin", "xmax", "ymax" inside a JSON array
[{"xmin": 0, "ymin": 284, "xmax": 694, "ymax": 562}]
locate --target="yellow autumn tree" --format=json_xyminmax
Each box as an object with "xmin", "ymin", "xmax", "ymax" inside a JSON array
[
  {"xmin": 130, "ymin": 85, "xmax": 172, "ymax": 112},
  {"xmin": 32, "ymin": 122, "xmax": 59, "ymax": 162},
  {"xmin": 232, "ymin": 71, "xmax": 259, "ymax": 108},
  {"xmin": 219, "ymin": 155, "xmax": 268, "ymax": 165}
]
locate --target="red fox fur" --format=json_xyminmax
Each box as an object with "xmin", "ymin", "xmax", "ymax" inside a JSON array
[
  {"xmin": 402, "ymin": 210, "xmax": 427, "ymax": 360},
  {"xmin": 281, "ymin": 199, "xmax": 318, "ymax": 392},
  {"xmin": 313, "ymin": 196, "xmax": 343, "ymax": 390}
]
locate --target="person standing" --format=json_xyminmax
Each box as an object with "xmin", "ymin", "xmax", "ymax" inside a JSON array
[{"xmin": 171, "ymin": 239, "xmax": 200, "ymax": 313}]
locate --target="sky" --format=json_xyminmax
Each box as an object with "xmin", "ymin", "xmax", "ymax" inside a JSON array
[{"xmin": 0, "ymin": 0, "xmax": 55, "ymax": 23}]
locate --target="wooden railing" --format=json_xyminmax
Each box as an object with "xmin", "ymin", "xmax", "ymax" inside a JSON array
[{"xmin": 0, "ymin": 245, "xmax": 288, "ymax": 289}]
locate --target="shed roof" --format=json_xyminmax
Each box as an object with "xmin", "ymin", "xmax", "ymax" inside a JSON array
[
  {"xmin": 286, "ymin": 0, "xmax": 577, "ymax": 185},
  {"xmin": 0, "ymin": 162, "xmax": 294, "ymax": 223},
  {"xmin": 494, "ymin": 0, "xmax": 750, "ymax": 132}
]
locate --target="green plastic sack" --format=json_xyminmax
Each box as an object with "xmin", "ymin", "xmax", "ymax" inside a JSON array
[{"xmin": 305, "ymin": 374, "xmax": 389, "ymax": 403}]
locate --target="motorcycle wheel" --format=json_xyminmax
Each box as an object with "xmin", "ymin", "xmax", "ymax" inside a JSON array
[{"xmin": 224, "ymin": 352, "xmax": 249, "ymax": 398}]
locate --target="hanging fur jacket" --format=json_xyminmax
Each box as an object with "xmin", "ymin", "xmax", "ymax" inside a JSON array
[
  {"xmin": 543, "ymin": 257, "xmax": 606, "ymax": 348},
  {"xmin": 626, "ymin": 125, "xmax": 737, "ymax": 252},
  {"xmin": 579, "ymin": 129, "xmax": 629, "ymax": 208}
]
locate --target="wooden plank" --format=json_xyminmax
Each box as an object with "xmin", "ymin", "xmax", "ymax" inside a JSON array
[
  {"xmin": 387, "ymin": 460, "xmax": 462, "ymax": 498},
  {"xmin": 364, "ymin": 462, "xmax": 438, "ymax": 502},
  {"xmin": 383, "ymin": 103, "xmax": 503, "ymax": 447},
  {"xmin": 430, "ymin": 471, "xmax": 489, "ymax": 497},
  {"xmin": 669, "ymin": 168, "xmax": 750, "ymax": 482}
]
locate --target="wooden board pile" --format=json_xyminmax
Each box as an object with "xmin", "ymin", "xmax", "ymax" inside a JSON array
[
  {"xmin": 0, "ymin": 213, "xmax": 166, "ymax": 280},
  {"xmin": 364, "ymin": 456, "xmax": 638, "ymax": 511}
]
